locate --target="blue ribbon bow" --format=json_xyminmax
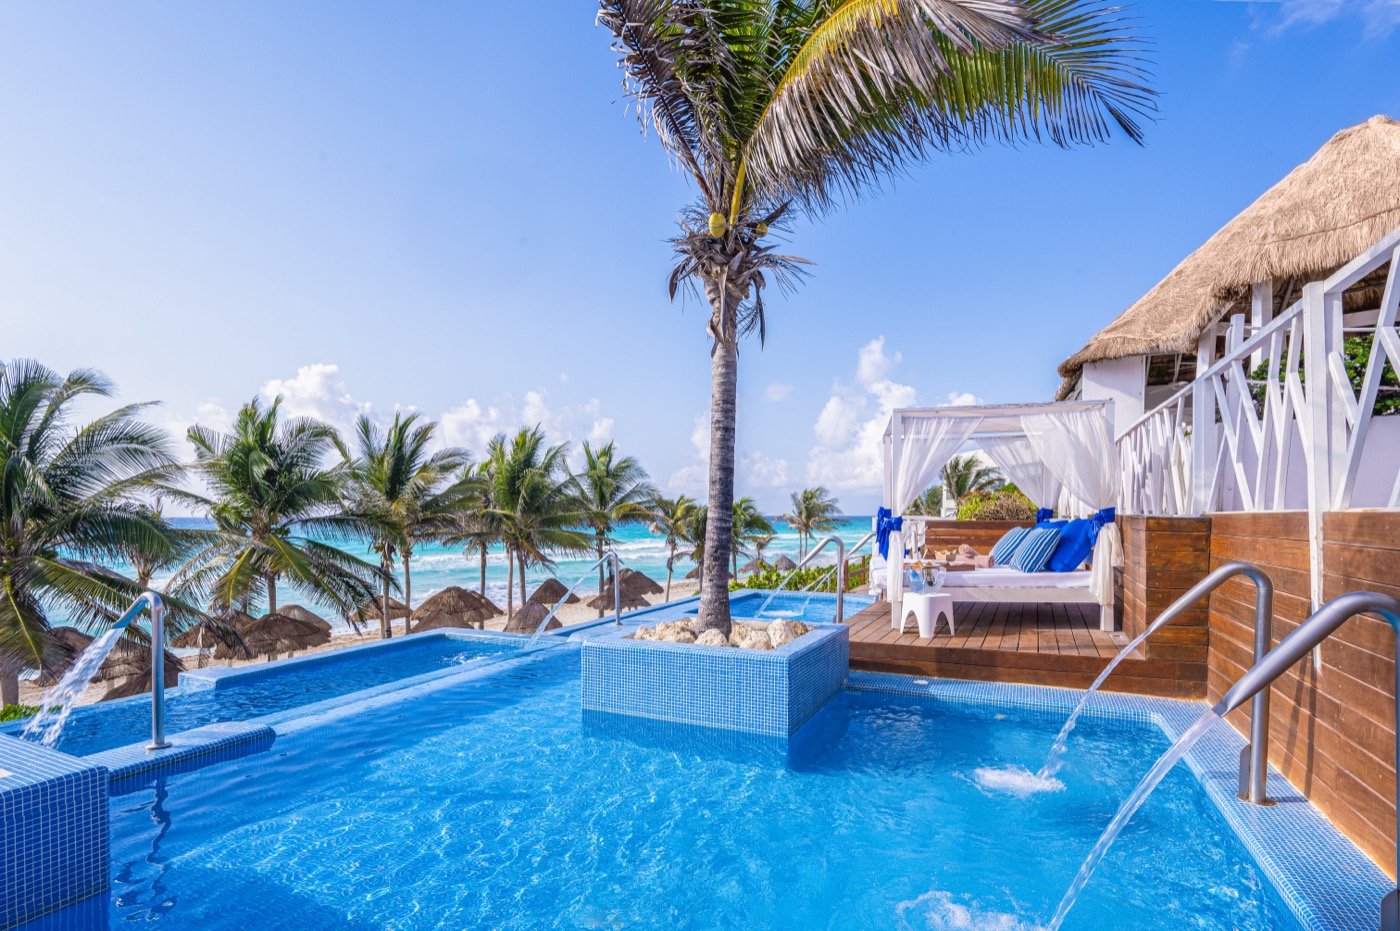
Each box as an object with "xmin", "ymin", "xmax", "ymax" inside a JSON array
[
  {"xmin": 1088, "ymin": 507, "xmax": 1116, "ymax": 537},
  {"xmin": 875, "ymin": 506, "xmax": 903, "ymax": 560},
  {"xmin": 1035, "ymin": 508, "xmax": 1055, "ymax": 524}
]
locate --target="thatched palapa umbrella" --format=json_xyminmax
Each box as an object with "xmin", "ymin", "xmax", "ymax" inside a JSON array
[
  {"xmin": 504, "ymin": 599, "xmax": 557, "ymax": 634},
  {"xmin": 684, "ymin": 565, "xmax": 701, "ymax": 580},
  {"xmin": 739, "ymin": 558, "xmax": 764, "ymax": 574},
  {"xmin": 587, "ymin": 582, "xmax": 650, "ymax": 612},
  {"xmin": 411, "ymin": 586, "xmax": 498, "ymax": 633},
  {"xmin": 169, "ymin": 609, "xmax": 252, "ymax": 655},
  {"xmin": 353, "ymin": 596, "xmax": 411, "ymax": 622},
  {"xmin": 619, "ymin": 569, "xmax": 663, "ymax": 595},
  {"xmin": 772, "ymin": 555, "xmax": 798, "ymax": 572},
  {"xmin": 36, "ymin": 627, "xmax": 94, "ymax": 686},
  {"xmin": 280, "ymin": 604, "xmax": 334, "ymax": 638},
  {"xmin": 215, "ymin": 612, "xmax": 324, "ymax": 661},
  {"xmin": 528, "ymin": 578, "xmax": 579, "ymax": 606}
]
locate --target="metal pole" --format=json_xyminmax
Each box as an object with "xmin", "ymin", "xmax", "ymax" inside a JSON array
[
  {"xmin": 146, "ymin": 593, "xmax": 170, "ymax": 751},
  {"xmin": 834, "ymin": 538, "xmax": 846, "ymax": 624},
  {"xmin": 612, "ymin": 552, "xmax": 621, "ymax": 625},
  {"xmin": 1241, "ymin": 574, "xmax": 1276, "ymax": 805}
]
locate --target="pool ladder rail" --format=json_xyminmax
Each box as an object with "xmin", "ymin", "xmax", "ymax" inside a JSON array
[
  {"xmin": 527, "ymin": 549, "xmax": 624, "ymax": 644},
  {"xmin": 106, "ymin": 592, "xmax": 173, "ymax": 752},
  {"xmin": 759, "ymin": 529, "xmax": 876, "ymax": 625}
]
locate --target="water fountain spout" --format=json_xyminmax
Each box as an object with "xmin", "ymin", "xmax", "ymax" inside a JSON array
[
  {"xmin": 22, "ymin": 591, "xmax": 170, "ymax": 751},
  {"xmin": 1049, "ymin": 589, "xmax": 1400, "ymax": 931},
  {"xmin": 1035, "ymin": 562, "xmax": 1276, "ymax": 801}
]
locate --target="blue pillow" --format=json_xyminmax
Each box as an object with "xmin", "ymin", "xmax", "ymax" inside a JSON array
[
  {"xmin": 1047, "ymin": 518, "xmax": 1097, "ymax": 572},
  {"xmin": 1010, "ymin": 526, "xmax": 1063, "ymax": 573},
  {"xmin": 989, "ymin": 526, "xmax": 1030, "ymax": 566}
]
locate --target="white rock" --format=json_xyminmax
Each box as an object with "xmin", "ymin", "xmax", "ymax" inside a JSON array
[
  {"xmin": 655, "ymin": 626, "xmax": 696, "ymax": 644},
  {"xmin": 768, "ymin": 618, "xmax": 806, "ymax": 648},
  {"xmin": 696, "ymin": 628, "xmax": 728, "ymax": 647},
  {"xmin": 633, "ymin": 626, "xmax": 654, "ymax": 641}
]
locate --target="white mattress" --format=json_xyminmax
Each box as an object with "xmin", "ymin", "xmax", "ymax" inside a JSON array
[{"xmin": 938, "ymin": 567, "xmax": 1092, "ymax": 590}]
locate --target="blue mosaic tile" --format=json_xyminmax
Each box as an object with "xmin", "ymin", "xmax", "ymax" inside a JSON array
[
  {"xmin": 847, "ymin": 670, "xmax": 1391, "ymax": 931},
  {"xmin": 581, "ymin": 623, "xmax": 849, "ymax": 737},
  {"xmin": 0, "ymin": 735, "xmax": 109, "ymax": 928},
  {"xmin": 87, "ymin": 721, "xmax": 276, "ymax": 797}
]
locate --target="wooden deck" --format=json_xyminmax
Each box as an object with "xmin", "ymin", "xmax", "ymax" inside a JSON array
[{"xmin": 846, "ymin": 600, "xmax": 1207, "ymax": 699}]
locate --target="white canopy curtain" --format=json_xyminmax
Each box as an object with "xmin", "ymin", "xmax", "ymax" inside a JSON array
[
  {"xmin": 884, "ymin": 413, "xmax": 981, "ymax": 608},
  {"xmin": 976, "ymin": 436, "xmax": 1064, "ymax": 510},
  {"xmin": 1022, "ymin": 407, "xmax": 1123, "ymax": 608}
]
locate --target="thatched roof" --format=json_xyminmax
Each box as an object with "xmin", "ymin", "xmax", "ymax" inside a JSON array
[
  {"xmin": 169, "ymin": 616, "xmax": 246, "ymax": 652},
  {"xmin": 351, "ymin": 596, "xmax": 411, "ymax": 622},
  {"xmin": 36, "ymin": 627, "xmax": 94, "ymax": 685},
  {"xmin": 215, "ymin": 613, "xmax": 324, "ymax": 659},
  {"xmin": 739, "ymin": 558, "xmax": 765, "ymax": 574},
  {"xmin": 280, "ymin": 604, "xmax": 333, "ymax": 636},
  {"xmin": 528, "ymin": 578, "xmax": 579, "ymax": 606},
  {"xmin": 96, "ymin": 637, "xmax": 185, "ymax": 683},
  {"xmin": 410, "ymin": 586, "xmax": 498, "ymax": 633},
  {"xmin": 620, "ymin": 569, "xmax": 663, "ymax": 595},
  {"xmin": 503, "ymin": 600, "xmax": 557, "ymax": 634},
  {"xmin": 772, "ymin": 555, "xmax": 798, "ymax": 572},
  {"xmin": 684, "ymin": 565, "xmax": 701, "ymax": 580},
  {"xmin": 1058, "ymin": 115, "xmax": 1400, "ymax": 391},
  {"xmin": 100, "ymin": 668, "xmax": 181, "ymax": 702},
  {"xmin": 587, "ymin": 583, "xmax": 651, "ymax": 611}
]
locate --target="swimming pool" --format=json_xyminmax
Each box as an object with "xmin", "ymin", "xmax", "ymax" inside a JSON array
[
  {"xmin": 6, "ymin": 634, "xmax": 520, "ymax": 758},
  {"xmin": 624, "ymin": 589, "xmax": 876, "ymax": 628},
  {"xmin": 20, "ymin": 644, "xmax": 1302, "ymax": 931}
]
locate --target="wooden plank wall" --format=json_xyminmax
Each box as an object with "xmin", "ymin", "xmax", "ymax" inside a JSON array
[
  {"xmin": 920, "ymin": 520, "xmax": 1029, "ymax": 554},
  {"xmin": 1206, "ymin": 510, "xmax": 1400, "ymax": 876},
  {"xmin": 1121, "ymin": 516, "xmax": 1211, "ymax": 673}
]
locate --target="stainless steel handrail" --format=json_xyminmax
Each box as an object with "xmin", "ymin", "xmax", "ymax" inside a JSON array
[
  {"xmin": 110, "ymin": 592, "xmax": 170, "ymax": 751},
  {"xmin": 1212, "ymin": 590, "xmax": 1400, "ymax": 929},
  {"xmin": 1113, "ymin": 562, "xmax": 1276, "ymax": 805},
  {"xmin": 527, "ymin": 550, "xmax": 622, "ymax": 644},
  {"xmin": 758, "ymin": 532, "xmax": 866, "ymax": 624}
]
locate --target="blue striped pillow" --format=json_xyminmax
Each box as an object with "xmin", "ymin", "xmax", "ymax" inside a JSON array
[
  {"xmin": 989, "ymin": 526, "xmax": 1030, "ymax": 566},
  {"xmin": 1010, "ymin": 526, "xmax": 1063, "ymax": 573}
]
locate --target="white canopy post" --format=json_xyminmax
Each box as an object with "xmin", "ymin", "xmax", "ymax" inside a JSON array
[
  {"xmin": 884, "ymin": 411, "xmax": 981, "ymax": 608},
  {"xmin": 1023, "ymin": 406, "xmax": 1123, "ymax": 630}
]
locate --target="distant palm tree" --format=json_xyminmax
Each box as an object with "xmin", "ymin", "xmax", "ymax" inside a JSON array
[
  {"xmin": 181, "ymin": 398, "xmax": 382, "ymax": 621},
  {"xmin": 648, "ymin": 494, "xmax": 694, "ymax": 602},
  {"xmin": 0, "ymin": 361, "xmax": 191, "ymax": 705},
  {"xmin": 752, "ymin": 533, "xmax": 775, "ymax": 567},
  {"xmin": 485, "ymin": 427, "xmax": 591, "ymax": 621},
  {"xmin": 730, "ymin": 497, "xmax": 775, "ymax": 577},
  {"xmin": 446, "ymin": 460, "xmax": 499, "ymax": 598},
  {"xmin": 783, "ymin": 487, "xmax": 842, "ymax": 560},
  {"xmin": 346, "ymin": 413, "xmax": 469, "ymax": 637},
  {"xmin": 904, "ymin": 486, "xmax": 944, "ymax": 518},
  {"xmin": 600, "ymin": 0, "xmax": 1153, "ymax": 636},
  {"xmin": 680, "ymin": 504, "xmax": 709, "ymax": 593},
  {"xmin": 573, "ymin": 442, "xmax": 656, "ymax": 616},
  {"xmin": 940, "ymin": 455, "xmax": 1003, "ymax": 514}
]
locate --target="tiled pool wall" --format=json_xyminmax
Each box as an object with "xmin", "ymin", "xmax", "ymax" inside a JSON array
[
  {"xmin": 847, "ymin": 671, "xmax": 1392, "ymax": 931},
  {"xmin": 581, "ymin": 622, "xmax": 849, "ymax": 737}
]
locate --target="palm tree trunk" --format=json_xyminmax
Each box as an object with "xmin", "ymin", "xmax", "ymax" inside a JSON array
[
  {"xmin": 697, "ymin": 278, "xmax": 739, "ymax": 636},
  {"xmin": 664, "ymin": 545, "xmax": 674, "ymax": 602},
  {"xmin": 518, "ymin": 552, "xmax": 527, "ymax": 607},
  {"xmin": 478, "ymin": 543, "xmax": 487, "ymax": 595},
  {"xmin": 0, "ymin": 669, "xmax": 18, "ymax": 707},
  {"xmin": 267, "ymin": 574, "xmax": 277, "ymax": 614},
  {"xmin": 403, "ymin": 551, "xmax": 413, "ymax": 637},
  {"xmin": 380, "ymin": 554, "xmax": 392, "ymax": 639}
]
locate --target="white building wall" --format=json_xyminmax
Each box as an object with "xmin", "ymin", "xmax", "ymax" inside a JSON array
[{"xmin": 1080, "ymin": 356, "xmax": 1147, "ymax": 439}]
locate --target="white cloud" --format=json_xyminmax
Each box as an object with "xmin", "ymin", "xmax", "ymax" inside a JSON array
[
  {"xmin": 667, "ymin": 411, "xmax": 711, "ymax": 495},
  {"xmin": 440, "ymin": 389, "xmax": 619, "ymax": 464},
  {"xmin": 260, "ymin": 363, "xmax": 371, "ymax": 437},
  {"xmin": 1213, "ymin": 0, "xmax": 1400, "ymax": 36},
  {"xmin": 946, "ymin": 391, "xmax": 984, "ymax": 407},
  {"xmin": 439, "ymin": 398, "xmax": 509, "ymax": 452},
  {"xmin": 806, "ymin": 338, "xmax": 918, "ymax": 492},
  {"xmin": 764, "ymin": 382, "xmax": 794, "ymax": 403},
  {"xmin": 744, "ymin": 451, "xmax": 791, "ymax": 488}
]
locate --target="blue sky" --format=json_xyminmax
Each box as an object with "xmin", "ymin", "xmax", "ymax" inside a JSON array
[{"xmin": 2, "ymin": 1, "xmax": 1398, "ymax": 514}]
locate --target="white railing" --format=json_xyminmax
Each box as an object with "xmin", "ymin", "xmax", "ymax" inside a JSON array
[{"xmin": 1117, "ymin": 223, "xmax": 1400, "ymax": 608}]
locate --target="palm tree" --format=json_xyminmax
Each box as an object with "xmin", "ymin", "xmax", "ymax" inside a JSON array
[
  {"xmin": 181, "ymin": 398, "xmax": 382, "ymax": 623},
  {"xmin": 940, "ymin": 454, "xmax": 1003, "ymax": 514},
  {"xmin": 346, "ymin": 413, "xmax": 470, "ymax": 637},
  {"xmin": 600, "ymin": 0, "xmax": 1152, "ymax": 636},
  {"xmin": 730, "ymin": 497, "xmax": 775, "ymax": 577},
  {"xmin": 485, "ymin": 427, "xmax": 591, "ymax": 621},
  {"xmin": 0, "ymin": 361, "xmax": 191, "ymax": 705},
  {"xmin": 648, "ymin": 494, "xmax": 694, "ymax": 602},
  {"xmin": 904, "ymin": 486, "xmax": 944, "ymax": 518},
  {"xmin": 446, "ymin": 460, "xmax": 499, "ymax": 598},
  {"xmin": 783, "ymin": 487, "xmax": 842, "ymax": 560},
  {"xmin": 573, "ymin": 442, "xmax": 656, "ymax": 616},
  {"xmin": 680, "ymin": 503, "xmax": 709, "ymax": 593},
  {"xmin": 752, "ymin": 533, "xmax": 775, "ymax": 566}
]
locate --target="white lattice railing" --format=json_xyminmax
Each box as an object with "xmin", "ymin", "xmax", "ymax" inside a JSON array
[{"xmin": 1117, "ymin": 223, "xmax": 1400, "ymax": 607}]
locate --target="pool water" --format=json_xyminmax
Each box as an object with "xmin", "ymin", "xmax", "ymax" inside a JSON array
[
  {"xmin": 27, "ymin": 646, "xmax": 1298, "ymax": 930},
  {"xmin": 662, "ymin": 591, "xmax": 875, "ymax": 627},
  {"xmin": 16, "ymin": 636, "xmax": 519, "ymax": 757}
]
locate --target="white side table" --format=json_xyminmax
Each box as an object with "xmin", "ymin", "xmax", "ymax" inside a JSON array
[{"xmin": 898, "ymin": 592, "xmax": 956, "ymax": 638}]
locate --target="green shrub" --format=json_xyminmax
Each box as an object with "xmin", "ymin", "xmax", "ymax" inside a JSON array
[
  {"xmin": 957, "ymin": 488, "xmax": 1037, "ymax": 521},
  {"xmin": 0, "ymin": 704, "xmax": 39, "ymax": 723},
  {"xmin": 731, "ymin": 564, "xmax": 841, "ymax": 593}
]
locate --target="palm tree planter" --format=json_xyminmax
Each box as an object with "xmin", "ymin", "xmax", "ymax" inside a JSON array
[
  {"xmin": 600, "ymin": 0, "xmax": 1152, "ymax": 636},
  {"xmin": 579, "ymin": 620, "xmax": 848, "ymax": 739}
]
